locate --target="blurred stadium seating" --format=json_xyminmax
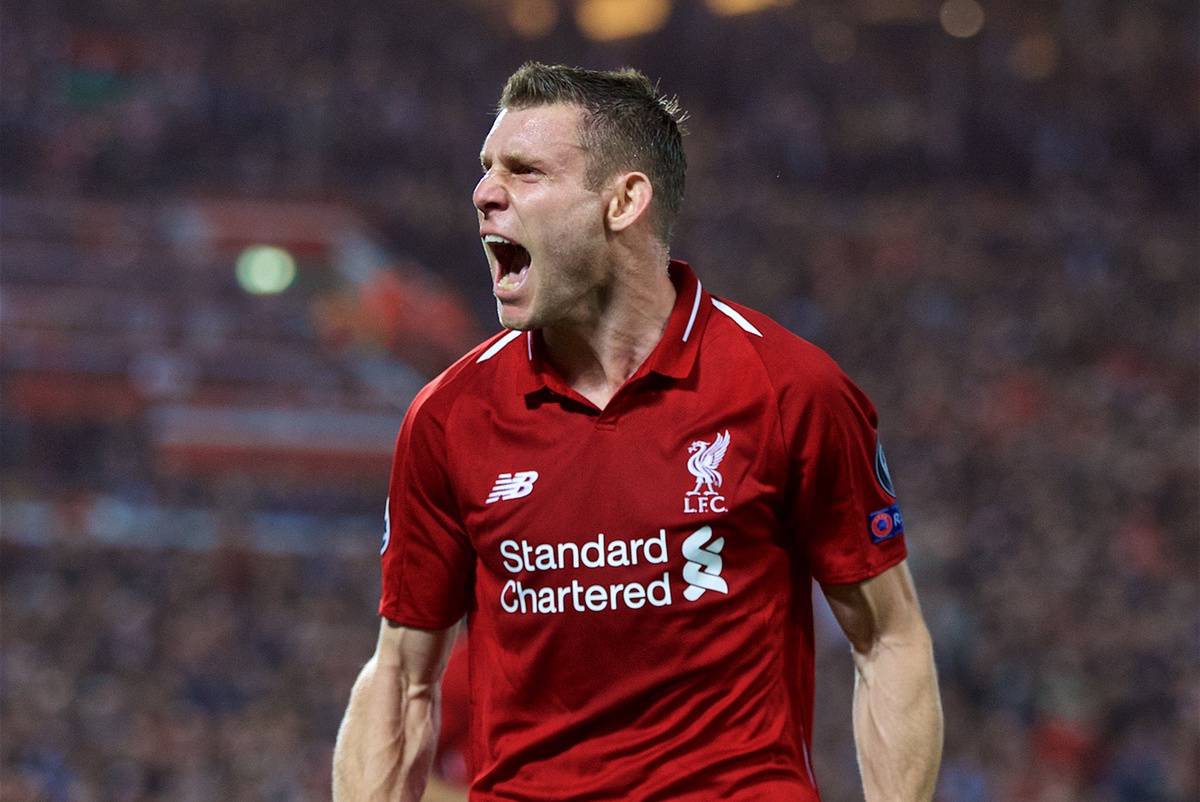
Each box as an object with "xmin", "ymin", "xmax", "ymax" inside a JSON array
[{"xmin": 1, "ymin": 0, "xmax": 1196, "ymax": 800}]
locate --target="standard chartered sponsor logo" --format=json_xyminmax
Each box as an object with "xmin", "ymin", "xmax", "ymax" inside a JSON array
[
  {"xmin": 499, "ymin": 530, "xmax": 671, "ymax": 614},
  {"xmin": 498, "ymin": 526, "xmax": 728, "ymax": 615},
  {"xmin": 681, "ymin": 525, "xmax": 728, "ymax": 600},
  {"xmin": 500, "ymin": 531, "xmax": 669, "ymax": 573}
]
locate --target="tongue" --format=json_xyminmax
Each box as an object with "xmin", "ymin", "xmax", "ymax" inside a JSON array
[
  {"xmin": 496, "ymin": 246, "xmax": 531, "ymax": 292},
  {"xmin": 496, "ymin": 263, "xmax": 529, "ymax": 292}
]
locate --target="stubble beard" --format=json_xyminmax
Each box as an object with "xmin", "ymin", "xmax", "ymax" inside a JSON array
[
  {"xmin": 499, "ymin": 242, "xmax": 605, "ymax": 334},
  {"xmin": 497, "ymin": 299, "xmax": 538, "ymax": 332}
]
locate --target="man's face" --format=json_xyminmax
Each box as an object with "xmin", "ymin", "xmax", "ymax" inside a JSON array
[{"xmin": 473, "ymin": 103, "xmax": 611, "ymax": 331}]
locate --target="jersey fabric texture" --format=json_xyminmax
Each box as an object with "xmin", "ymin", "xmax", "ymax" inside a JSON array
[{"xmin": 379, "ymin": 260, "xmax": 907, "ymax": 801}]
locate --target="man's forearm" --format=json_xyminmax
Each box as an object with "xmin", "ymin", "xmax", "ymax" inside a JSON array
[
  {"xmin": 333, "ymin": 627, "xmax": 446, "ymax": 802},
  {"xmin": 850, "ymin": 623, "xmax": 943, "ymax": 802}
]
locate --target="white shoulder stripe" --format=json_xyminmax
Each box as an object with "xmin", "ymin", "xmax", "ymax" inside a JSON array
[
  {"xmin": 476, "ymin": 329, "xmax": 523, "ymax": 363},
  {"xmin": 711, "ymin": 298, "xmax": 763, "ymax": 337},
  {"xmin": 682, "ymin": 280, "xmax": 703, "ymax": 342}
]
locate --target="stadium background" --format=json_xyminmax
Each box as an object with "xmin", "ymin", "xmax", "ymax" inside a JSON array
[{"xmin": 1, "ymin": 0, "xmax": 1196, "ymax": 799}]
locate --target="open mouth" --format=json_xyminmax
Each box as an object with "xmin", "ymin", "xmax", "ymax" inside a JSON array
[{"xmin": 483, "ymin": 234, "xmax": 531, "ymax": 293}]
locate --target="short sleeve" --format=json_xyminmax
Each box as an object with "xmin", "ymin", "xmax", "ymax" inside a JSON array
[
  {"xmin": 787, "ymin": 364, "xmax": 907, "ymax": 586},
  {"xmin": 378, "ymin": 391, "xmax": 473, "ymax": 628}
]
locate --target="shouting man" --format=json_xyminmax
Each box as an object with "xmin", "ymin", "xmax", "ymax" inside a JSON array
[{"xmin": 334, "ymin": 62, "xmax": 942, "ymax": 802}]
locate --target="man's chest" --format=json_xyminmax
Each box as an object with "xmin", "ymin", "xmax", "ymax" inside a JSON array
[{"xmin": 445, "ymin": 391, "xmax": 792, "ymax": 608}]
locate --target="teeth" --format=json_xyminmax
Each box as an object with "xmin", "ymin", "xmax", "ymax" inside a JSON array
[
  {"xmin": 483, "ymin": 234, "xmax": 513, "ymax": 245},
  {"xmin": 496, "ymin": 272, "xmax": 522, "ymax": 291}
]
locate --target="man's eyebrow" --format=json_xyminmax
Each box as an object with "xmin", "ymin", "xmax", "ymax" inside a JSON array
[{"xmin": 481, "ymin": 150, "xmax": 544, "ymax": 170}]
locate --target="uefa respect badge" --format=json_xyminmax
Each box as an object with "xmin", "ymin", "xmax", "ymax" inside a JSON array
[{"xmin": 868, "ymin": 504, "xmax": 904, "ymax": 544}]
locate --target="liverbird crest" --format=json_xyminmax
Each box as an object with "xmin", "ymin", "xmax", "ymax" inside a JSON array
[{"xmin": 686, "ymin": 430, "xmax": 731, "ymax": 497}]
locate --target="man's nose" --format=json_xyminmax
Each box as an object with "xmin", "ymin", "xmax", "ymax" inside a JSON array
[{"xmin": 473, "ymin": 173, "xmax": 508, "ymax": 216}]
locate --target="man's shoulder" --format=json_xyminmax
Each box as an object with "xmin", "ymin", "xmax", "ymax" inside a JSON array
[
  {"xmin": 705, "ymin": 295, "xmax": 848, "ymax": 395},
  {"xmin": 404, "ymin": 329, "xmax": 525, "ymax": 424}
]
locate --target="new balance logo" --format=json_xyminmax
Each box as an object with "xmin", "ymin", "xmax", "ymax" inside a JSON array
[
  {"xmin": 486, "ymin": 471, "xmax": 539, "ymax": 504},
  {"xmin": 681, "ymin": 525, "xmax": 728, "ymax": 601}
]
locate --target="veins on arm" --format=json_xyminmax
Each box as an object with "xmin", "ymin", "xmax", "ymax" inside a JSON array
[
  {"xmin": 824, "ymin": 560, "xmax": 925, "ymax": 658},
  {"xmin": 822, "ymin": 561, "xmax": 943, "ymax": 802}
]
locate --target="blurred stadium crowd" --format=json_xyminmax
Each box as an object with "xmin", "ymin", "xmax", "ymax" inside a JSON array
[{"xmin": 1, "ymin": 0, "xmax": 1197, "ymax": 800}]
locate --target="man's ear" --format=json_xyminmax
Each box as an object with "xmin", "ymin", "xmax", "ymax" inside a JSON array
[{"xmin": 606, "ymin": 172, "xmax": 653, "ymax": 233}]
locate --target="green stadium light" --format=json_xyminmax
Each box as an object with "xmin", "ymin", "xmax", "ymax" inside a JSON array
[{"xmin": 236, "ymin": 245, "xmax": 297, "ymax": 295}]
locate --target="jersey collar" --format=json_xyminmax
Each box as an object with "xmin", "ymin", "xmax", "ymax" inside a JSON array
[{"xmin": 517, "ymin": 259, "xmax": 712, "ymax": 401}]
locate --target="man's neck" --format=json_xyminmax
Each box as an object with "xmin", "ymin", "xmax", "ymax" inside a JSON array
[{"xmin": 542, "ymin": 259, "xmax": 676, "ymax": 411}]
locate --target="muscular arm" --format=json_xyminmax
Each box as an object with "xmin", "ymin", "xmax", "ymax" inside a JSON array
[
  {"xmin": 823, "ymin": 560, "xmax": 943, "ymax": 802},
  {"xmin": 333, "ymin": 619, "xmax": 458, "ymax": 802}
]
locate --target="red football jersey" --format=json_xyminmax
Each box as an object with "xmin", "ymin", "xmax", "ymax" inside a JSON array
[{"xmin": 379, "ymin": 261, "xmax": 907, "ymax": 801}]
